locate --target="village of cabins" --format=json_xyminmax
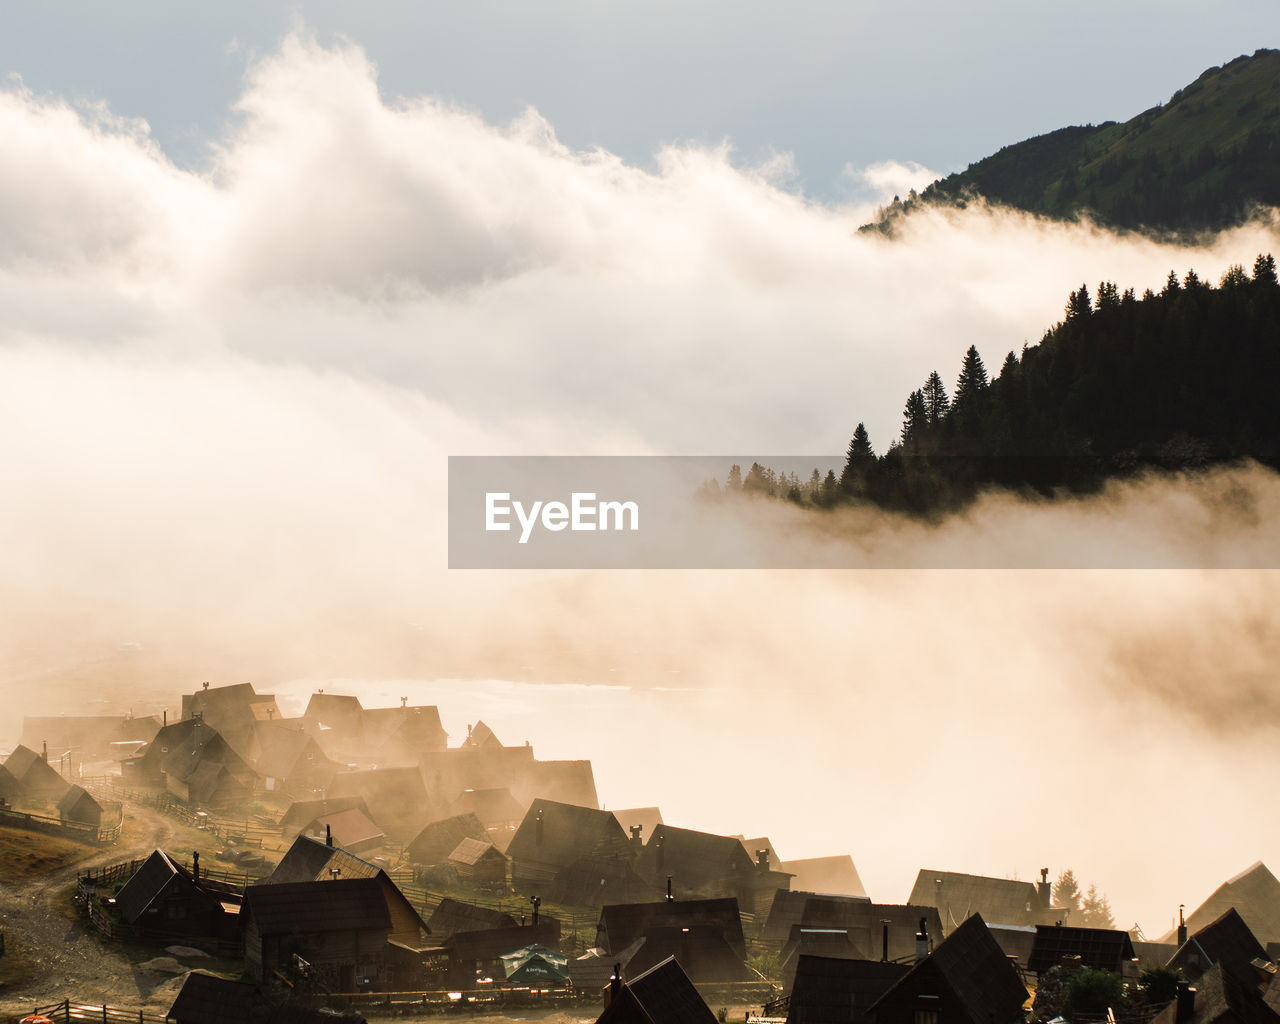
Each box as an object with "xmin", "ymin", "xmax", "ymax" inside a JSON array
[{"xmin": 2, "ymin": 681, "xmax": 1279, "ymax": 1024}]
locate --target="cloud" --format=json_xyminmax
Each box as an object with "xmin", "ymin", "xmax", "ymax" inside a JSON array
[
  {"xmin": 0, "ymin": 32, "xmax": 1278, "ymax": 933},
  {"xmin": 846, "ymin": 157, "xmax": 940, "ymax": 204}
]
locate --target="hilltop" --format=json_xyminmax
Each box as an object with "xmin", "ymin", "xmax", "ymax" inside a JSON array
[{"xmin": 865, "ymin": 49, "xmax": 1280, "ymax": 236}]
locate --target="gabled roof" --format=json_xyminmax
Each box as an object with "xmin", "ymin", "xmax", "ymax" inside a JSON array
[
  {"xmin": 463, "ymin": 721, "xmax": 503, "ymax": 751},
  {"xmin": 280, "ymin": 796, "xmax": 370, "ymax": 831},
  {"xmin": 303, "ymin": 692, "xmax": 364, "ymax": 725},
  {"xmin": 426, "ymin": 897, "xmax": 517, "ymax": 939},
  {"xmin": 1169, "ymin": 907, "xmax": 1269, "ymax": 983},
  {"xmin": 625, "ymin": 925, "xmax": 752, "ymax": 982},
  {"xmin": 1153, "ymin": 961, "xmax": 1280, "ymax": 1024},
  {"xmin": 299, "ymin": 808, "xmax": 385, "ymax": 851},
  {"xmin": 611, "ymin": 808, "xmax": 663, "ymax": 842},
  {"xmin": 56, "ymin": 784, "xmax": 101, "ymax": 817},
  {"xmin": 0, "ymin": 764, "xmax": 19, "ymax": 802},
  {"xmin": 266, "ymin": 835, "xmax": 381, "ymax": 884},
  {"xmin": 449, "ymin": 788, "xmax": 525, "ymax": 825},
  {"xmin": 780, "ymin": 925, "xmax": 867, "ymax": 971},
  {"xmin": 869, "ymin": 914, "xmax": 1028, "ymax": 1024},
  {"xmin": 1027, "ymin": 923, "xmax": 1137, "ymax": 975},
  {"xmin": 3, "ymin": 744, "xmax": 70, "ymax": 798},
  {"xmin": 607, "ymin": 956, "xmax": 718, "ymax": 1024},
  {"xmin": 778, "ymin": 856, "xmax": 867, "ymax": 898},
  {"xmin": 636, "ymin": 824, "xmax": 757, "ymax": 890},
  {"xmin": 1173, "ymin": 862, "xmax": 1280, "ymax": 945},
  {"xmin": 516, "ymin": 759, "xmax": 598, "ymax": 810},
  {"xmin": 115, "ymin": 849, "xmax": 222, "ymax": 925},
  {"xmin": 598, "ymin": 898, "xmax": 745, "ymax": 959},
  {"xmin": 449, "ymin": 837, "xmax": 505, "ymax": 867},
  {"xmin": 408, "ymin": 813, "xmax": 487, "ymax": 864},
  {"xmin": 764, "ymin": 890, "xmax": 872, "ymax": 947},
  {"xmin": 908, "ymin": 868, "xmax": 1041, "ymax": 930},
  {"xmin": 169, "ymin": 972, "xmax": 372, "ymax": 1024},
  {"xmin": 445, "ymin": 921, "xmax": 561, "ymax": 961},
  {"xmin": 244, "ymin": 877, "xmax": 391, "ymax": 935},
  {"xmin": 251, "ymin": 723, "xmax": 329, "ymax": 782},
  {"xmin": 507, "ymin": 799, "xmax": 633, "ymax": 871},
  {"xmin": 786, "ymin": 955, "xmax": 910, "ymax": 1024}
]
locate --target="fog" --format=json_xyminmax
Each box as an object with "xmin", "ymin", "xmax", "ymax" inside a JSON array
[{"xmin": 2, "ymin": 32, "xmax": 1279, "ymax": 935}]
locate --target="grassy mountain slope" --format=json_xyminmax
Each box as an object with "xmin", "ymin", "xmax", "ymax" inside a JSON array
[{"xmin": 866, "ymin": 49, "xmax": 1280, "ymax": 235}]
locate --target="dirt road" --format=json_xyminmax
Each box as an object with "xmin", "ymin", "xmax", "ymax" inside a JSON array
[{"xmin": 0, "ymin": 803, "xmax": 189, "ymax": 1017}]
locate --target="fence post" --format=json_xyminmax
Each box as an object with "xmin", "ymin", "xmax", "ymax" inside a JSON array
[{"xmin": 103, "ymin": 1003, "xmax": 109, "ymax": 1023}]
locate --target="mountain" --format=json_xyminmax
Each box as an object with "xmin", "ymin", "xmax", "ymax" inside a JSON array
[{"xmin": 865, "ymin": 49, "xmax": 1280, "ymax": 236}]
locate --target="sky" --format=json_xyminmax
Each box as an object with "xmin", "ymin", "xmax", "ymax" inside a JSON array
[
  {"xmin": 1, "ymin": 4, "xmax": 1280, "ymax": 939},
  {"xmin": 2, "ymin": 1, "xmax": 1278, "ymax": 199}
]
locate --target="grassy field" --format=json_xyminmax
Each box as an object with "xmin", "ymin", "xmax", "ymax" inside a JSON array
[{"xmin": 0, "ymin": 826, "xmax": 98, "ymax": 882}]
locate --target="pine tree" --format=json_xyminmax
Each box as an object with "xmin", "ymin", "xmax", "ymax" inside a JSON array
[
  {"xmin": 1065, "ymin": 284, "xmax": 1092, "ymax": 321},
  {"xmin": 922, "ymin": 371, "xmax": 950, "ymax": 426},
  {"xmin": 1255, "ymin": 253, "xmax": 1278, "ymax": 287},
  {"xmin": 1054, "ymin": 869, "xmax": 1081, "ymax": 914},
  {"xmin": 726, "ymin": 464, "xmax": 742, "ymax": 491},
  {"xmin": 999, "ymin": 350, "xmax": 1019, "ymax": 379},
  {"xmin": 953, "ymin": 345, "xmax": 989, "ymax": 408},
  {"xmin": 840, "ymin": 423, "xmax": 876, "ymax": 493},
  {"xmin": 901, "ymin": 390, "xmax": 927, "ymax": 448},
  {"xmin": 1080, "ymin": 885, "xmax": 1115, "ymax": 928}
]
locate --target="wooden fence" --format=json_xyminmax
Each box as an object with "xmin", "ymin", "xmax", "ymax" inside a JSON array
[
  {"xmin": 20, "ymin": 1000, "xmax": 169, "ymax": 1024},
  {"xmin": 80, "ymin": 779, "xmax": 284, "ymax": 850},
  {"xmin": 0, "ymin": 806, "xmax": 120, "ymax": 846}
]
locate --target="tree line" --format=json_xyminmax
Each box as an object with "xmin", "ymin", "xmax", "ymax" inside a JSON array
[{"xmin": 716, "ymin": 254, "xmax": 1280, "ymax": 515}]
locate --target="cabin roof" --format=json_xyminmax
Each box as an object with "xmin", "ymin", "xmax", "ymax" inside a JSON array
[{"xmin": 244, "ymin": 877, "xmax": 390, "ymax": 934}]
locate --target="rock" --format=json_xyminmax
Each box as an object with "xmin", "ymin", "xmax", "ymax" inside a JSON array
[{"xmin": 164, "ymin": 945, "xmax": 210, "ymax": 958}]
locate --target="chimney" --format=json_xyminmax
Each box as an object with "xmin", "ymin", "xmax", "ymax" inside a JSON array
[
  {"xmin": 1175, "ymin": 981, "xmax": 1195, "ymax": 1024},
  {"xmin": 326, "ymin": 824, "xmax": 333, "ymax": 848},
  {"xmin": 163, "ymin": 709, "xmax": 167, "ymax": 726},
  {"xmin": 630, "ymin": 824, "xmax": 644, "ymax": 849},
  {"xmin": 535, "ymin": 809, "xmax": 544, "ymax": 847},
  {"xmin": 530, "ymin": 896, "xmax": 541, "ymax": 926},
  {"xmin": 203, "ymin": 681, "xmax": 209, "ymax": 691},
  {"xmin": 1178, "ymin": 905, "xmax": 1187, "ymax": 946},
  {"xmin": 881, "ymin": 920, "xmax": 890, "ymax": 962},
  {"xmin": 915, "ymin": 917, "xmax": 929, "ymax": 963},
  {"xmin": 606, "ymin": 964, "xmax": 622, "ymax": 1006},
  {"xmin": 193, "ymin": 851, "xmax": 200, "ymax": 881},
  {"xmin": 42, "ymin": 741, "xmax": 48, "ymax": 763},
  {"xmin": 401, "ymin": 696, "xmax": 408, "ymax": 708},
  {"xmin": 1039, "ymin": 867, "xmax": 1051, "ymax": 909},
  {"xmin": 756, "ymin": 849, "xmax": 770, "ymax": 870},
  {"xmin": 666, "ymin": 876, "xmax": 674, "ymax": 903}
]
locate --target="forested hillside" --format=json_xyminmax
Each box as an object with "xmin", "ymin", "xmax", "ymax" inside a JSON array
[{"xmin": 864, "ymin": 49, "xmax": 1280, "ymax": 236}]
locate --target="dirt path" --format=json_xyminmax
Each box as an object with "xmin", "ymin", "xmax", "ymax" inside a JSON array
[{"xmin": 0, "ymin": 803, "xmax": 189, "ymax": 1016}]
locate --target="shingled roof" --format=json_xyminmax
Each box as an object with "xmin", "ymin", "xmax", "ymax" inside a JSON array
[
  {"xmin": 786, "ymin": 955, "xmax": 910, "ymax": 1024},
  {"xmin": 3, "ymin": 744, "xmax": 70, "ymax": 801},
  {"xmin": 764, "ymin": 890, "xmax": 872, "ymax": 948},
  {"xmin": 1153, "ymin": 961, "xmax": 1280, "ymax": 1024},
  {"xmin": 1168, "ymin": 907, "xmax": 1270, "ymax": 983},
  {"xmin": 508, "ymin": 799, "xmax": 634, "ymax": 874},
  {"xmin": 115, "ymin": 850, "xmax": 224, "ymax": 925},
  {"xmin": 598, "ymin": 898, "xmax": 745, "ymax": 959},
  {"xmin": 244, "ymin": 877, "xmax": 390, "ymax": 935},
  {"xmin": 426, "ymin": 897, "xmax": 517, "ymax": 939},
  {"xmin": 1027, "ymin": 923, "xmax": 1137, "ymax": 975},
  {"xmin": 636, "ymin": 824, "xmax": 757, "ymax": 892},
  {"xmin": 1172, "ymin": 862, "xmax": 1280, "ymax": 946},
  {"xmin": 408, "ymin": 812, "xmax": 488, "ymax": 865},
  {"xmin": 867, "ymin": 913, "xmax": 1029, "ymax": 1024},
  {"xmin": 779, "ymin": 856, "xmax": 867, "ymax": 898},
  {"xmin": 908, "ymin": 868, "xmax": 1042, "ymax": 931},
  {"xmin": 599, "ymin": 956, "xmax": 718, "ymax": 1024}
]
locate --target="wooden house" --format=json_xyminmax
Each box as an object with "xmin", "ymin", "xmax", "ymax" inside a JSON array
[
  {"xmin": 297, "ymin": 807, "xmax": 386, "ymax": 855},
  {"xmin": 908, "ymin": 867, "xmax": 1054, "ymax": 933},
  {"xmin": 507, "ymin": 799, "xmax": 649, "ymax": 906},
  {"xmin": 247, "ymin": 721, "xmax": 335, "ymax": 799},
  {"xmin": 862, "ymin": 914, "xmax": 1028, "ymax": 1024},
  {"xmin": 448, "ymin": 837, "xmax": 507, "ymax": 885},
  {"xmin": 123, "ymin": 718, "xmax": 258, "ymax": 809},
  {"xmin": 637, "ymin": 823, "xmax": 789, "ymax": 914},
  {"xmin": 1167, "ymin": 861, "xmax": 1280, "ymax": 945},
  {"xmin": 407, "ymin": 813, "xmax": 488, "ymax": 866},
  {"xmin": 786, "ymin": 955, "xmax": 910, "ymax": 1024},
  {"xmin": 1027, "ymin": 922, "xmax": 1137, "ymax": 977},
  {"xmin": 113, "ymin": 850, "xmax": 242, "ymax": 946},
  {"xmin": 1167, "ymin": 907, "xmax": 1270, "ymax": 984},
  {"xmin": 596, "ymin": 956, "xmax": 718, "ymax": 1024},
  {"xmin": 56, "ymin": 784, "xmax": 104, "ymax": 829},
  {"xmin": 182, "ymin": 682, "xmax": 281, "ymax": 757},
  {"xmin": 242, "ymin": 878, "xmax": 391, "ymax": 988},
  {"xmin": 3, "ymin": 744, "xmax": 71, "ymax": 804},
  {"xmin": 263, "ymin": 836, "xmax": 430, "ymax": 953}
]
